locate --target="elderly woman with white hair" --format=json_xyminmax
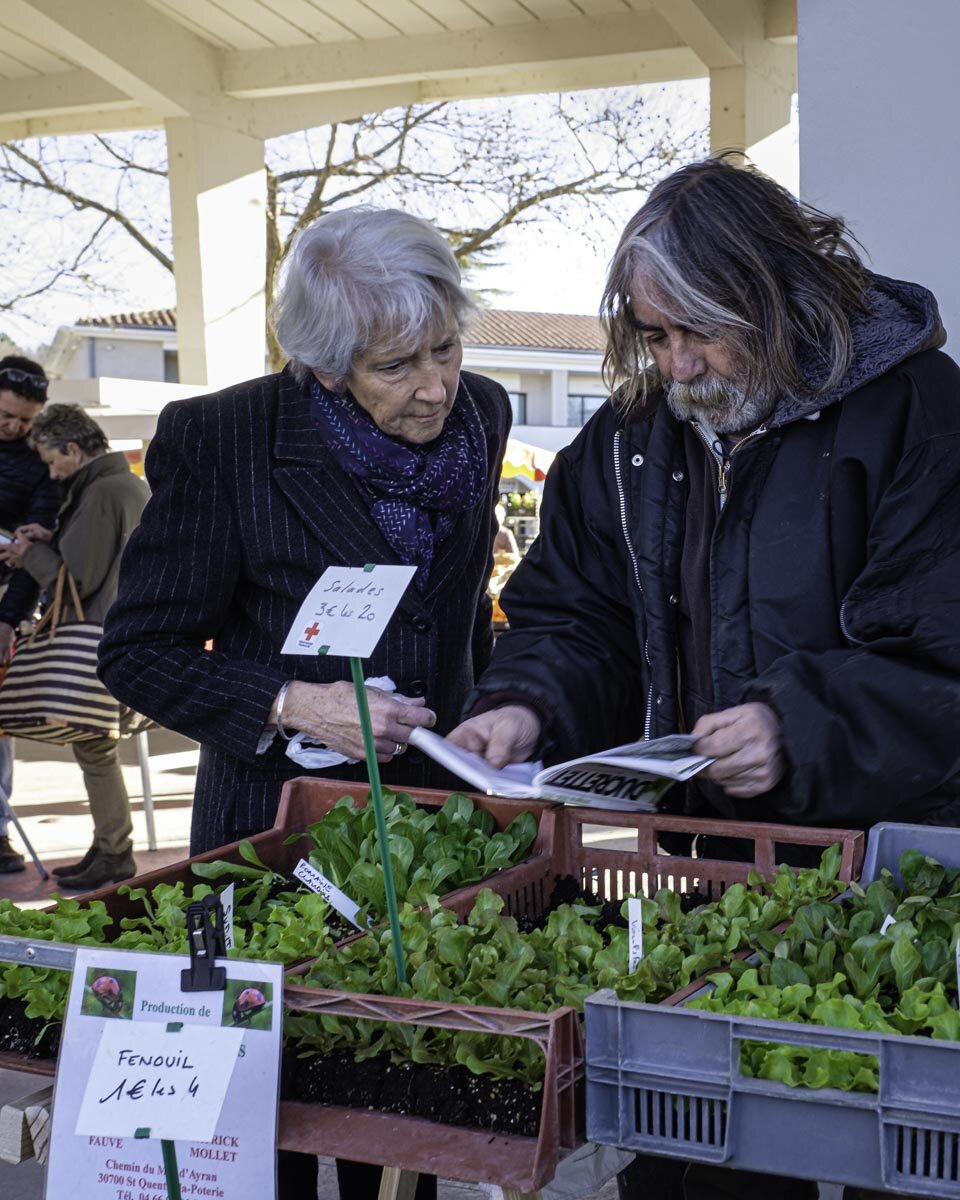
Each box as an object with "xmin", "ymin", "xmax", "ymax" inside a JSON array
[
  {"xmin": 99, "ymin": 207, "xmax": 511, "ymax": 1198},
  {"xmin": 101, "ymin": 206, "xmax": 510, "ymax": 851}
]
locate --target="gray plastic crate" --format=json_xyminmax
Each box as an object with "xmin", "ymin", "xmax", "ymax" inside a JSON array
[{"xmin": 585, "ymin": 821, "xmax": 960, "ymax": 1196}]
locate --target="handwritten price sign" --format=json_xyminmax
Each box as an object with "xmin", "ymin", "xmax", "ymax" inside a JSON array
[
  {"xmin": 75, "ymin": 1021, "xmax": 243, "ymax": 1142},
  {"xmin": 281, "ymin": 564, "xmax": 417, "ymax": 658}
]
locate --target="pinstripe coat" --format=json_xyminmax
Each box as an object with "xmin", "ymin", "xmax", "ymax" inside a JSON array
[{"xmin": 98, "ymin": 366, "xmax": 511, "ymax": 853}]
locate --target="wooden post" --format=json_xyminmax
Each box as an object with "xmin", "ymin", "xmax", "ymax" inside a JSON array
[{"xmin": 377, "ymin": 1166, "xmax": 420, "ymax": 1200}]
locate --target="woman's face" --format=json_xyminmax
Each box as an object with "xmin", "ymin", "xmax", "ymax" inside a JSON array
[
  {"xmin": 0, "ymin": 391, "xmax": 43, "ymax": 443},
  {"xmin": 319, "ymin": 323, "xmax": 463, "ymax": 445},
  {"xmin": 37, "ymin": 441, "xmax": 88, "ymax": 481}
]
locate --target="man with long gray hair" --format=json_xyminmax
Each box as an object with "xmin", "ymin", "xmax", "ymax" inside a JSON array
[{"xmin": 449, "ymin": 156, "xmax": 960, "ymax": 1199}]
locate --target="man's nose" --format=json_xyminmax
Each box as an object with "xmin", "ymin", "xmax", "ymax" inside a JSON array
[{"xmin": 668, "ymin": 337, "xmax": 706, "ymax": 384}]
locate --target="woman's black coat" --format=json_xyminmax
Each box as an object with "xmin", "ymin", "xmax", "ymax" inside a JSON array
[{"xmin": 99, "ymin": 367, "xmax": 510, "ymax": 852}]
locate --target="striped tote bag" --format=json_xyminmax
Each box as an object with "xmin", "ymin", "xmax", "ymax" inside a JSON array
[{"xmin": 0, "ymin": 565, "xmax": 125, "ymax": 743}]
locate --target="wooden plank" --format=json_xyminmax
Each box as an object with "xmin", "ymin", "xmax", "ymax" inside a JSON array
[
  {"xmin": 511, "ymin": 0, "xmax": 581, "ymax": 19},
  {"xmin": 310, "ymin": 0, "xmax": 401, "ymax": 39},
  {"xmin": 409, "ymin": 0, "xmax": 491, "ymax": 31},
  {"xmin": 378, "ymin": 1167, "xmax": 421, "ymax": 1200},
  {"xmin": 0, "ymin": 27, "xmax": 72, "ymax": 74},
  {"xmin": 458, "ymin": 0, "xmax": 532, "ymax": 24},
  {"xmin": 150, "ymin": 0, "xmax": 272, "ymax": 50},
  {"xmin": 575, "ymin": 0, "xmax": 631, "ymax": 14},
  {"xmin": 256, "ymin": 0, "xmax": 358, "ymax": 42},
  {"xmin": 372, "ymin": 0, "xmax": 445, "ymax": 35},
  {"xmin": 211, "ymin": 0, "xmax": 314, "ymax": 46}
]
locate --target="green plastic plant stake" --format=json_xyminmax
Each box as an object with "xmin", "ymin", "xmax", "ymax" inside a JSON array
[
  {"xmin": 349, "ymin": 654, "xmax": 408, "ymax": 985},
  {"xmin": 162, "ymin": 1140, "xmax": 182, "ymax": 1199},
  {"xmin": 135, "ymin": 1128, "xmax": 181, "ymax": 1200}
]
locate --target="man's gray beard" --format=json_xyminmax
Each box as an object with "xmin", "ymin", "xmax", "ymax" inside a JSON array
[{"xmin": 665, "ymin": 375, "xmax": 772, "ymax": 434}]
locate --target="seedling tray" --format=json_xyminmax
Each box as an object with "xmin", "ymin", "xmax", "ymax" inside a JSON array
[
  {"xmin": 277, "ymin": 809, "xmax": 863, "ymax": 1186},
  {"xmin": 278, "ymin": 987, "xmax": 583, "ymax": 1191},
  {"xmin": 70, "ymin": 777, "xmax": 557, "ymax": 932},
  {"xmin": 0, "ymin": 782, "xmax": 554, "ymax": 1073},
  {"xmin": 585, "ymin": 820, "xmax": 959, "ymax": 1196}
]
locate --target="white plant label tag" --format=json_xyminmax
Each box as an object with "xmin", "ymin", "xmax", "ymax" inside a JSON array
[
  {"xmin": 281, "ymin": 564, "xmax": 417, "ymax": 658},
  {"xmin": 294, "ymin": 859, "xmax": 366, "ymax": 930},
  {"xmin": 221, "ymin": 883, "xmax": 235, "ymax": 952},
  {"xmin": 628, "ymin": 898, "xmax": 645, "ymax": 973},
  {"xmin": 880, "ymin": 913, "xmax": 896, "ymax": 935},
  {"xmin": 955, "ymin": 934, "xmax": 960, "ymax": 1008}
]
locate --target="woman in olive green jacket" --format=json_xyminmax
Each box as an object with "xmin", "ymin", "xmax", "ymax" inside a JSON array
[{"xmin": 0, "ymin": 404, "xmax": 148, "ymax": 889}]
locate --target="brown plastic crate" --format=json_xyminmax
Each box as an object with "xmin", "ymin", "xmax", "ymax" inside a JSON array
[
  {"xmin": 278, "ymin": 986, "xmax": 583, "ymax": 1192},
  {"xmin": 62, "ymin": 777, "xmax": 557, "ymax": 940},
  {"xmin": 556, "ymin": 807, "xmax": 864, "ymax": 901}
]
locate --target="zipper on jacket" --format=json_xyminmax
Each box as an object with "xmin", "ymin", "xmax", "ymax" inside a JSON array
[
  {"xmin": 838, "ymin": 598, "xmax": 865, "ymax": 645},
  {"xmin": 613, "ymin": 429, "xmax": 655, "ymax": 738},
  {"xmin": 691, "ymin": 421, "xmax": 767, "ymax": 510}
]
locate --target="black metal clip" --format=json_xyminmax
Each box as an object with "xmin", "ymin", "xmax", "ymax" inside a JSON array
[{"xmin": 180, "ymin": 893, "xmax": 227, "ymax": 992}]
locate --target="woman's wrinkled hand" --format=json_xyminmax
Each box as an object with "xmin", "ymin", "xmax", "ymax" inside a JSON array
[
  {"xmin": 446, "ymin": 704, "xmax": 542, "ymax": 769},
  {"xmin": 692, "ymin": 702, "xmax": 786, "ymax": 798},
  {"xmin": 280, "ymin": 680, "xmax": 437, "ymax": 762}
]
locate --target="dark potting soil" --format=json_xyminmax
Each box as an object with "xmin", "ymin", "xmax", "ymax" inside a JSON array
[
  {"xmin": 515, "ymin": 874, "xmax": 709, "ymax": 935},
  {"xmin": 287, "ymin": 1049, "xmax": 541, "ymax": 1138},
  {"xmin": 0, "ymin": 997, "xmax": 61, "ymax": 1059}
]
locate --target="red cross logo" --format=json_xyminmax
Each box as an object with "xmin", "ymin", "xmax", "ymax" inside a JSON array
[{"xmin": 303, "ymin": 622, "xmax": 321, "ymax": 641}]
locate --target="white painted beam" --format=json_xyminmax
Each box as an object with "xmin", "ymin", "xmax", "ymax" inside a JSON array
[
  {"xmin": 0, "ymin": 106, "xmax": 159, "ymax": 141},
  {"xmin": 166, "ymin": 118, "xmax": 266, "ymax": 388},
  {"xmin": 249, "ymin": 47, "xmax": 703, "ymax": 139},
  {"xmin": 649, "ymin": 0, "xmax": 742, "ymax": 69},
  {"xmin": 2, "ymin": 0, "xmax": 222, "ymax": 118},
  {"xmin": 765, "ymin": 0, "xmax": 797, "ymax": 43},
  {"xmin": 221, "ymin": 11, "xmax": 685, "ymax": 98},
  {"xmin": 0, "ymin": 68, "xmax": 129, "ymax": 122},
  {"xmin": 710, "ymin": 36, "xmax": 795, "ymax": 188}
]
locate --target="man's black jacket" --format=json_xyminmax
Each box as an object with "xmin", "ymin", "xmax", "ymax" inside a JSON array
[
  {"xmin": 0, "ymin": 436, "xmax": 61, "ymax": 626},
  {"xmin": 470, "ymin": 275, "xmax": 960, "ymax": 828}
]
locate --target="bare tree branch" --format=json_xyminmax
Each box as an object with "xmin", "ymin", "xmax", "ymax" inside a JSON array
[{"xmin": 0, "ymin": 86, "xmax": 707, "ymax": 360}]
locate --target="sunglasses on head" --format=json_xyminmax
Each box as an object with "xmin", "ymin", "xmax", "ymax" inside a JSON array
[{"xmin": 0, "ymin": 367, "xmax": 48, "ymax": 390}]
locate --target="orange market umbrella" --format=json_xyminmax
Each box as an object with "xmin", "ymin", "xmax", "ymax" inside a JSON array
[{"xmin": 501, "ymin": 437, "xmax": 554, "ymax": 482}]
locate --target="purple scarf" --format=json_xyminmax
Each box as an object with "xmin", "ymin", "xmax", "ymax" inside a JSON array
[{"xmin": 309, "ymin": 377, "xmax": 488, "ymax": 590}]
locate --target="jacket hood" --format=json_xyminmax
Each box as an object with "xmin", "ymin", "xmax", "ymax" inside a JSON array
[{"xmin": 776, "ymin": 272, "xmax": 947, "ymax": 425}]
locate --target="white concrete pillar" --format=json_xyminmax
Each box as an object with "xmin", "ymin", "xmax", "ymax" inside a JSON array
[
  {"xmin": 166, "ymin": 118, "xmax": 266, "ymax": 389},
  {"xmin": 549, "ymin": 368, "xmax": 569, "ymax": 427},
  {"xmin": 710, "ymin": 40, "xmax": 795, "ymax": 185},
  {"xmin": 798, "ymin": 0, "xmax": 960, "ymax": 340}
]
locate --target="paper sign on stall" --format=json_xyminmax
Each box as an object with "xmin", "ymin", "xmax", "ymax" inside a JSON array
[
  {"xmin": 75, "ymin": 1021, "xmax": 242, "ymax": 1142},
  {"xmin": 45, "ymin": 946, "xmax": 283, "ymax": 1200},
  {"xmin": 281, "ymin": 564, "xmax": 417, "ymax": 658}
]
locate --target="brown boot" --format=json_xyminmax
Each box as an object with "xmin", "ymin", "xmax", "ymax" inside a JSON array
[
  {"xmin": 52, "ymin": 844, "xmax": 98, "ymax": 878},
  {"xmin": 59, "ymin": 852, "xmax": 137, "ymax": 892},
  {"xmin": 0, "ymin": 835, "xmax": 26, "ymax": 874}
]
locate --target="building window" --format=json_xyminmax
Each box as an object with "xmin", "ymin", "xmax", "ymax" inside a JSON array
[
  {"xmin": 567, "ymin": 395, "xmax": 606, "ymax": 426},
  {"xmin": 163, "ymin": 350, "xmax": 179, "ymax": 383},
  {"xmin": 506, "ymin": 391, "xmax": 527, "ymax": 424}
]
